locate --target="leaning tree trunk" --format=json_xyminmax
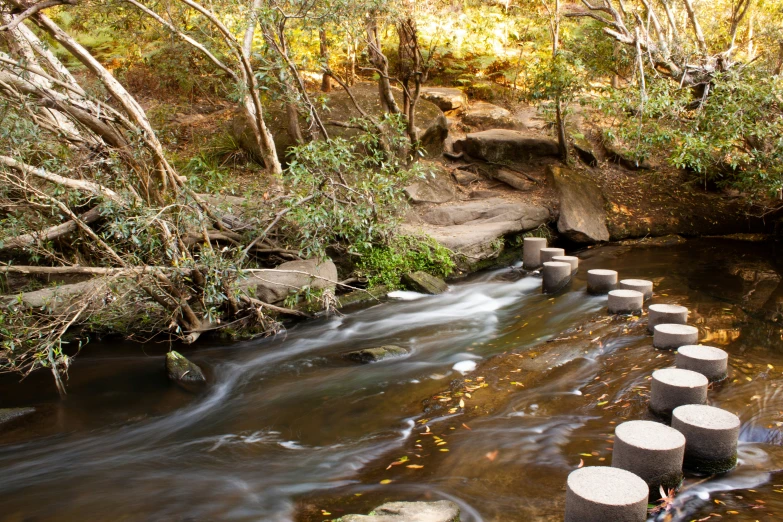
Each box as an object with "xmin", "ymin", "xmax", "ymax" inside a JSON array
[{"xmin": 320, "ymin": 29, "xmax": 331, "ymax": 93}]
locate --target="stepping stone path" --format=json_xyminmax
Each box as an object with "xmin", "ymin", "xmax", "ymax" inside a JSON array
[{"xmin": 546, "ymin": 251, "xmax": 744, "ymax": 519}]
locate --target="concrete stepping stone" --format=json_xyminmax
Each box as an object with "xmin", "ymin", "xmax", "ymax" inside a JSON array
[
  {"xmin": 540, "ymin": 247, "xmax": 565, "ymax": 264},
  {"xmin": 543, "ymin": 262, "xmax": 572, "ymax": 293},
  {"xmin": 648, "ymin": 304, "xmax": 688, "ymax": 333},
  {"xmin": 587, "ymin": 269, "xmax": 618, "ymax": 294},
  {"xmin": 676, "ymin": 345, "xmax": 729, "ymax": 382},
  {"xmin": 653, "ymin": 324, "xmax": 699, "ymax": 349},
  {"xmin": 552, "ymin": 255, "xmax": 579, "ymax": 274},
  {"xmin": 650, "ymin": 368, "xmax": 708, "ymax": 417},
  {"xmin": 619, "ymin": 279, "xmax": 653, "ymax": 301},
  {"xmin": 523, "ymin": 237, "xmax": 547, "ymax": 269},
  {"xmin": 608, "ymin": 289, "xmax": 644, "ymax": 314},
  {"xmin": 672, "ymin": 404, "xmax": 740, "ymax": 474},
  {"xmin": 612, "ymin": 420, "xmax": 685, "ymax": 494},
  {"xmin": 565, "ymin": 466, "xmax": 648, "ymax": 522}
]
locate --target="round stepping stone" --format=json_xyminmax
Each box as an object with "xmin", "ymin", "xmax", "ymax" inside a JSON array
[
  {"xmin": 523, "ymin": 237, "xmax": 547, "ymax": 269},
  {"xmin": 649, "ymin": 368, "xmax": 708, "ymax": 417},
  {"xmin": 648, "ymin": 304, "xmax": 688, "ymax": 333},
  {"xmin": 552, "ymin": 255, "xmax": 579, "ymax": 274},
  {"xmin": 676, "ymin": 345, "xmax": 729, "ymax": 382},
  {"xmin": 608, "ymin": 289, "xmax": 644, "ymax": 314},
  {"xmin": 540, "ymin": 247, "xmax": 565, "ymax": 264},
  {"xmin": 587, "ymin": 269, "xmax": 618, "ymax": 295},
  {"xmin": 653, "ymin": 324, "xmax": 699, "ymax": 349},
  {"xmin": 672, "ymin": 404, "xmax": 740, "ymax": 474},
  {"xmin": 542, "ymin": 261, "xmax": 572, "ymax": 294},
  {"xmin": 619, "ymin": 279, "xmax": 653, "ymax": 301},
  {"xmin": 565, "ymin": 466, "xmax": 648, "ymax": 522},
  {"xmin": 612, "ymin": 420, "xmax": 685, "ymax": 493}
]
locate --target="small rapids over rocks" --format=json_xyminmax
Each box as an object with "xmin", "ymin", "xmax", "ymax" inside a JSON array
[{"xmin": 1, "ymin": 239, "xmax": 782, "ymax": 521}]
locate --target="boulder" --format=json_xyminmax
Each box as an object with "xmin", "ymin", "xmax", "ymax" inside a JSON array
[
  {"xmin": 463, "ymin": 129, "xmax": 559, "ymax": 163},
  {"xmin": 231, "ymin": 83, "xmax": 448, "ymax": 162},
  {"xmin": 342, "ymin": 500, "xmax": 460, "ymax": 522},
  {"xmin": 572, "ymin": 135, "xmax": 598, "ymax": 167},
  {"xmin": 404, "ymin": 167, "xmax": 456, "ymax": 204},
  {"xmin": 166, "ymin": 351, "xmax": 206, "ymax": 387},
  {"xmin": 514, "ymin": 105, "xmax": 548, "ymax": 130},
  {"xmin": 548, "ymin": 165, "xmax": 609, "ymax": 244},
  {"xmin": 493, "ymin": 168, "xmax": 536, "ymax": 191},
  {"xmin": 462, "ymin": 101, "xmax": 517, "ymax": 130},
  {"xmin": 0, "ymin": 407, "xmax": 34, "ymax": 427},
  {"xmin": 343, "ymin": 345, "xmax": 408, "ymax": 363},
  {"xmin": 403, "ymin": 198, "xmax": 551, "ymax": 261},
  {"xmin": 452, "ymin": 168, "xmax": 481, "ymax": 186},
  {"xmin": 421, "ymin": 87, "xmax": 467, "ymax": 113},
  {"xmin": 238, "ymin": 259, "xmax": 338, "ymax": 305},
  {"xmin": 403, "ymin": 271, "xmax": 449, "ymax": 294}
]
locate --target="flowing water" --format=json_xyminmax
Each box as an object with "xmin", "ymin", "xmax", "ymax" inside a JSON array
[{"xmin": 1, "ymin": 239, "xmax": 782, "ymax": 521}]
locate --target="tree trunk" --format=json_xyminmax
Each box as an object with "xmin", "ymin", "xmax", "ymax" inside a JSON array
[
  {"xmin": 320, "ymin": 29, "xmax": 331, "ymax": 92},
  {"xmin": 366, "ymin": 15, "xmax": 400, "ymax": 115},
  {"xmin": 555, "ymin": 98, "xmax": 568, "ymax": 162},
  {"xmin": 682, "ymin": 0, "xmax": 708, "ymax": 55}
]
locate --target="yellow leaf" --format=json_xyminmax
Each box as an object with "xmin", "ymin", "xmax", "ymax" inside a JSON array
[
  {"xmin": 380, "ymin": 479, "xmax": 392, "ymax": 484},
  {"xmin": 459, "ymin": 399, "xmax": 465, "ymax": 408},
  {"xmin": 406, "ymin": 464, "xmax": 424, "ymax": 469}
]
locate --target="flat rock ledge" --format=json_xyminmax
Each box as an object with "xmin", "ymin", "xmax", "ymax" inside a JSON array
[
  {"xmin": 341, "ymin": 500, "xmax": 460, "ymax": 522},
  {"xmin": 0, "ymin": 407, "xmax": 35, "ymax": 427},
  {"xmin": 463, "ymin": 129, "xmax": 559, "ymax": 163},
  {"xmin": 402, "ymin": 197, "xmax": 551, "ymax": 264},
  {"xmin": 343, "ymin": 345, "xmax": 409, "ymax": 363}
]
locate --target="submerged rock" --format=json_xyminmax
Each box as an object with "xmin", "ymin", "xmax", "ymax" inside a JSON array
[
  {"xmin": 343, "ymin": 345, "xmax": 408, "ymax": 363},
  {"xmin": 0, "ymin": 407, "xmax": 35, "ymax": 427},
  {"xmin": 548, "ymin": 165, "xmax": 609, "ymax": 244},
  {"xmin": 463, "ymin": 129, "xmax": 559, "ymax": 163},
  {"xmin": 166, "ymin": 351, "xmax": 206, "ymax": 387},
  {"xmin": 342, "ymin": 500, "xmax": 460, "ymax": 522},
  {"xmin": 403, "ymin": 271, "xmax": 448, "ymax": 295}
]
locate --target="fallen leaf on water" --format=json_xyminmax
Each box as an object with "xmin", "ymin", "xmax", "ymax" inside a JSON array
[
  {"xmin": 578, "ymin": 459, "xmax": 584, "ymax": 468},
  {"xmin": 380, "ymin": 479, "xmax": 392, "ymax": 484},
  {"xmin": 406, "ymin": 464, "xmax": 424, "ymax": 469},
  {"xmin": 486, "ymin": 450, "xmax": 499, "ymax": 461},
  {"xmin": 462, "ymin": 423, "xmax": 472, "ymax": 430},
  {"xmin": 459, "ymin": 399, "xmax": 465, "ymax": 408}
]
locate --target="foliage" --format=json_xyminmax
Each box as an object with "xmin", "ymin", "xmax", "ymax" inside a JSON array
[
  {"xmin": 600, "ymin": 69, "xmax": 783, "ymax": 197},
  {"xmin": 355, "ymin": 234, "xmax": 455, "ymax": 289},
  {"xmin": 282, "ymin": 117, "xmax": 423, "ymax": 257}
]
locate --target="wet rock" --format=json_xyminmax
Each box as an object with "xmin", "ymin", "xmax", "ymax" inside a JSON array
[
  {"xmin": 337, "ymin": 285, "xmax": 389, "ymax": 309},
  {"xmin": 341, "ymin": 500, "xmax": 460, "ymax": 522},
  {"xmin": 547, "ymin": 165, "xmax": 609, "ymax": 243},
  {"xmin": 232, "ymin": 83, "xmax": 448, "ymax": 162},
  {"xmin": 238, "ymin": 259, "xmax": 338, "ymax": 305},
  {"xmin": 166, "ymin": 351, "xmax": 206, "ymax": 387},
  {"xmin": 403, "ymin": 271, "xmax": 448, "ymax": 294},
  {"xmin": 463, "ymin": 129, "xmax": 559, "ymax": 163},
  {"xmin": 404, "ymin": 167, "xmax": 456, "ymax": 204},
  {"xmin": 616, "ymin": 235, "xmax": 687, "ymax": 248},
  {"xmin": 0, "ymin": 407, "xmax": 35, "ymax": 427},
  {"xmin": 493, "ymin": 168, "xmax": 536, "ymax": 191},
  {"xmin": 603, "ymin": 140, "xmax": 652, "ymax": 170},
  {"xmin": 729, "ymin": 264, "xmax": 780, "ymax": 312},
  {"xmin": 462, "ymin": 102, "xmax": 517, "ymax": 130},
  {"xmin": 421, "ymin": 87, "xmax": 467, "ymax": 113},
  {"xmin": 343, "ymin": 345, "xmax": 408, "ymax": 363}
]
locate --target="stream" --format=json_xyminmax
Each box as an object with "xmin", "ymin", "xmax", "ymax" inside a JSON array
[{"xmin": 1, "ymin": 239, "xmax": 782, "ymax": 521}]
